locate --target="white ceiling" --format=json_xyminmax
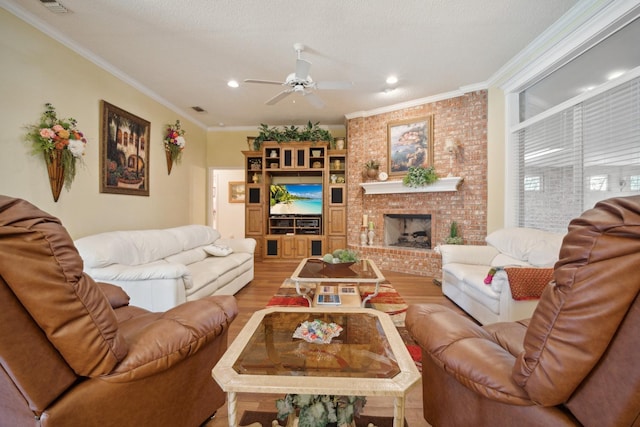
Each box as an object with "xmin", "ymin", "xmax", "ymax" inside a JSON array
[{"xmin": 3, "ymin": 0, "xmax": 577, "ymax": 129}]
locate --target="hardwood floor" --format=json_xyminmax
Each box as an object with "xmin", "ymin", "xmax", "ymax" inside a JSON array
[{"xmin": 206, "ymin": 260, "xmax": 463, "ymax": 427}]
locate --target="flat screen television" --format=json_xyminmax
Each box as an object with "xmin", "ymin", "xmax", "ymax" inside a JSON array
[{"xmin": 269, "ymin": 183, "xmax": 322, "ymax": 216}]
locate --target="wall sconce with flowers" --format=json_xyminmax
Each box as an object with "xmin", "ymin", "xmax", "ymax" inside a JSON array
[
  {"xmin": 164, "ymin": 120, "xmax": 186, "ymax": 174},
  {"xmin": 25, "ymin": 103, "xmax": 87, "ymax": 202}
]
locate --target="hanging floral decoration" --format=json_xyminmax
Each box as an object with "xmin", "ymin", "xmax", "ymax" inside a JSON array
[
  {"xmin": 164, "ymin": 120, "xmax": 186, "ymax": 161},
  {"xmin": 25, "ymin": 103, "xmax": 87, "ymax": 200}
]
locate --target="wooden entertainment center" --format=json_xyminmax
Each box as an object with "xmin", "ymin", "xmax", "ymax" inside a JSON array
[{"xmin": 243, "ymin": 141, "xmax": 347, "ymax": 260}]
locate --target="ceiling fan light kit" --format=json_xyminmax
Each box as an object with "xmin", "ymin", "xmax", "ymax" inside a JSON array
[{"xmin": 245, "ymin": 43, "xmax": 352, "ymax": 108}]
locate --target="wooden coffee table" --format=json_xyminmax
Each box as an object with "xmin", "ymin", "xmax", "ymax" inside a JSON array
[
  {"xmin": 290, "ymin": 258, "xmax": 385, "ymax": 307},
  {"xmin": 212, "ymin": 307, "xmax": 420, "ymax": 427}
]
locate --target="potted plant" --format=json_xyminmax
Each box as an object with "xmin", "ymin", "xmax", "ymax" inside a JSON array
[
  {"xmin": 253, "ymin": 121, "xmax": 334, "ymax": 150},
  {"xmin": 444, "ymin": 221, "xmax": 464, "ymax": 244},
  {"xmin": 402, "ymin": 166, "xmax": 438, "ymax": 187},
  {"xmin": 276, "ymin": 394, "xmax": 366, "ymax": 427},
  {"xmin": 364, "ymin": 160, "xmax": 379, "ymax": 179}
]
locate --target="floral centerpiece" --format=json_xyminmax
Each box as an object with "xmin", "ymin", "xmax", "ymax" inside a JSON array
[
  {"xmin": 25, "ymin": 103, "xmax": 87, "ymax": 201},
  {"xmin": 164, "ymin": 119, "xmax": 186, "ymax": 174},
  {"xmin": 276, "ymin": 394, "xmax": 366, "ymax": 427}
]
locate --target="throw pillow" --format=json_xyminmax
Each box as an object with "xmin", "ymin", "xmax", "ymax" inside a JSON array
[
  {"xmin": 486, "ymin": 227, "xmax": 550, "ymax": 261},
  {"xmin": 504, "ymin": 267, "xmax": 554, "ymax": 300},
  {"xmin": 204, "ymin": 244, "xmax": 233, "ymax": 257}
]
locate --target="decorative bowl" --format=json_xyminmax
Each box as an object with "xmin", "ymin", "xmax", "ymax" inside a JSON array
[{"xmin": 322, "ymin": 261, "xmax": 356, "ymax": 270}]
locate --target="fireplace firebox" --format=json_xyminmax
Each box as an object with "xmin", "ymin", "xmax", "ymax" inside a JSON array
[{"xmin": 384, "ymin": 214, "xmax": 432, "ymax": 249}]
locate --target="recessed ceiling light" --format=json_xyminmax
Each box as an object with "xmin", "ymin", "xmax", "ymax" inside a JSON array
[
  {"xmin": 227, "ymin": 80, "xmax": 239, "ymax": 88},
  {"xmin": 386, "ymin": 75, "xmax": 398, "ymax": 85}
]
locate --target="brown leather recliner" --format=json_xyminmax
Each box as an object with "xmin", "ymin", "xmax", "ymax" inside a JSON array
[
  {"xmin": 0, "ymin": 196, "xmax": 238, "ymax": 427},
  {"xmin": 407, "ymin": 196, "xmax": 640, "ymax": 427}
]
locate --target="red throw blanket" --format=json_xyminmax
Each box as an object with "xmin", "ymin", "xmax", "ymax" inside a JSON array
[{"xmin": 504, "ymin": 267, "xmax": 554, "ymax": 300}]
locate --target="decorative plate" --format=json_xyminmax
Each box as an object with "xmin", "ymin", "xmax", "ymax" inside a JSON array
[
  {"xmin": 293, "ymin": 319, "xmax": 343, "ymax": 344},
  {"xmin": 378, "ymin": 172, "xmax": 388, "ymax": 181}
]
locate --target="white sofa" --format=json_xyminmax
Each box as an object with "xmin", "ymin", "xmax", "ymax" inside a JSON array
[
  {"xmin": 438, "ymin": 227, "xmax": 565, "ymax": 325},
  {"xmin": 74, "ymin": 225, "xmax": 256, "ymax": 312}
]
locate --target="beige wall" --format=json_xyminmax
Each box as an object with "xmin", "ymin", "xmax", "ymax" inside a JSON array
[
  {"xmin": 486, "ymin": 86, "xmax": 506, "ymax": 233},
  {"xmin": 0, "ymin": 9, "xmax": 208, "ymax": 238},
  {"xmin": 207, "ymin": 129, "xmax": 256, "ymax": 167}
]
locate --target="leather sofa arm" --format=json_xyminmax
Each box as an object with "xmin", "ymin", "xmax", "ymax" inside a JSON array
[
  {"xmin": 106, "ymin": 295, "xmax": 238, "ymax": 381},
  {"xmin": 439, "ymin": 244, "xmax": 500, "ymax": 266},
  {"xmin": 97, "ymin": 282, "xmax": 130, "ymax": 308},
  {"xmin": 406, "ymin": 304, "xmax": 533, "ymax": 405}
]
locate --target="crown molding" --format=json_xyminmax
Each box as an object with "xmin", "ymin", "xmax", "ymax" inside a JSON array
[
  {"xmin": 1, "ymin": 0, "xmax": 208, "ymax": 130},
  {"xmin": 491, "ymin": 0, "xmax": 640, "ymax": 93},
  {"xmin": 344, "ymin": 82, "xmax": 487, "ymax": 120}
]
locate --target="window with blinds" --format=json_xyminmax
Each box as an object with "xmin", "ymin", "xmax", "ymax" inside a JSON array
[{"xmin": 513, "ymin": 76, "xmax": 640, "ymax": 232}]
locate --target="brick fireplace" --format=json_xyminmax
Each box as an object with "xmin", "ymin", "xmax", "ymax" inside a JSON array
[
  {"xmin": 345, "ymin": 90, "xmax": 488, "ymax": 277},
  {"xmin": 384, "ymin": 214, "xmax": 431, "ymax": 249}
]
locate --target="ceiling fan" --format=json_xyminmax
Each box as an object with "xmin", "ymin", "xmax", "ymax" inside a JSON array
[{"xmin": 244, "ymin": 43, "xmax": 353, "ymax": 108}]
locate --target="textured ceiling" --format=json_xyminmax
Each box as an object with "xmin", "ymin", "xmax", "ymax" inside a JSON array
[{"xmin": 3, "ymin": 0, "xmax": 576, "ymax": 129}]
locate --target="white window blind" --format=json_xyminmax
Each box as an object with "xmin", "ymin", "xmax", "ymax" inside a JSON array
[{"xmin": 513, "ymin": 76, "xmax": 640, "ymax": 232}]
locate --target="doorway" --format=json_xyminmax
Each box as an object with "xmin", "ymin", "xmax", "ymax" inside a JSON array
[{"xmin": 209, "ymin": 168, "xmax": 245, "ymax": 238}]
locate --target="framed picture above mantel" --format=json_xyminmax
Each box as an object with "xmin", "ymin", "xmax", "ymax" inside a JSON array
[
  {"xmin": 387, "ymin": 116, "xmax": 433, "ymax": 176},
  {"xmin": 100, "ymin": 100, "xmax": 150, "ymax": 196}
]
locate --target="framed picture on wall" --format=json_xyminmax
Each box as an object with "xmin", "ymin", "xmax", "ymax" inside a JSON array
[
  {"xmin": 387, "ymin": 116, "xmax": 434, "ymax": 175},
  {"xmin": 228, "ymin": 181, "xmax": 245, "ymax": 203},
  {"xmin": 100, "ymin": 101, "xmax": 150, "ymax": 196}
]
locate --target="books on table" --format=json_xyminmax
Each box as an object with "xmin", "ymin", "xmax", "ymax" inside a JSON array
[
  {"xmin": 314, "ymin": 285, "xmax": 361, "ymax": 307},
  {"xmin": 317, "ymin": 293, "xmax": 341, "ymax": 305}
]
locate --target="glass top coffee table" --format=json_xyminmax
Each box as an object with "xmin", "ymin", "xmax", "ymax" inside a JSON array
[
  {"xmin": 290, "ymin": 258, "xmax": 385, "ymax": 307},
  {"xmin": 212, "ymin": 307, "xmax": 420, "ymax": 427}
]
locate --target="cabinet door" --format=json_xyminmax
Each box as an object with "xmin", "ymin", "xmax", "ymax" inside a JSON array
[
  {"xmin": 282, "ymin": 147, "xmax": 294, "ymax": 168},
  {"xmin": 264, "ymin": 236, "xmax": 280, "ymax": 258},
  {"xmin": 246, "ymin": 207, "xmax": 264, "ymax": 235},
  {"xmin": 327, "ymin": 236, "xmax": 347, "ymax": 254},
  {"xmin": 294, "ymin": 236, "xmax": 308, "ymax": 258},
  {"xmin": 309, "ymin": 238, "xmax": 324, "ymax": 257},
  {"xmin": 247, "ymin": 185, "xmax": 262, "ymax": 204},
  {"xmin": 296, "ymin": 148, "xmax": 308, "ymax": 168},
  {"xmin": 329, "ymin": 185, "xmax": 345, "ymax": 206},
  {"xmin": 282, "ymin": 236, "xmax": 308, "ymax": 258},
  {"xmin": 327, "ymin": 207, "xmax": 346, "ymax": 235},
  {"xmin": 281, "ymin": 236, "xmax": 295, "ymax": 258}
]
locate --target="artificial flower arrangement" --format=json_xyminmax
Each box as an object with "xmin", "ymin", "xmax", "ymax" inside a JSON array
[
  {"xmin": 164, "ymin": 119, "xmax": 186, "ymax": 164},
  {"xmin": 25, "ymin": 103, "xmax": 87, "ymax": 190},
  {"xmin": 276, "ymin": 394, "xmax": 366, "ymax": 427}
]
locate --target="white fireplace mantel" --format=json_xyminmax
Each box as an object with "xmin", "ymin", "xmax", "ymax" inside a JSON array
[{"xmin": 359, "ymin": 177, "xmax": 463, "ymax": 195}]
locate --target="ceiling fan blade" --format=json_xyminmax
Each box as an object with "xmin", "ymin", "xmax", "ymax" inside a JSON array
[
  {"xmin": 295, "ymin": 58, "xmax": 311, "ymax": 80},
  {"xmin": 266, "ymin": 90, "xmax": 292, "ymax": 105},
  {"xmin": 244, "ymin": 79, "xmax": 285, "ymax": 86},
  {"xmin": 315, "ymin": 81, "xmax": 354, "ymax": 90},
  {"xmin": 303, "ymin": 91, "xmax": 325, "ymax": 109}
]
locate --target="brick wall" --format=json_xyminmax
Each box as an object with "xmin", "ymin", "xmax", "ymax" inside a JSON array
[{"xmin": 346, "ymin": 90, "xmax": 488, "ymax": 277}]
